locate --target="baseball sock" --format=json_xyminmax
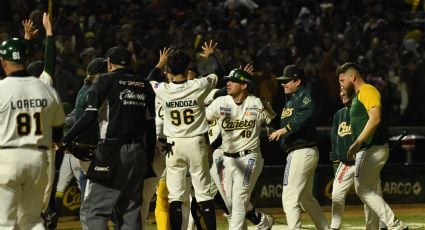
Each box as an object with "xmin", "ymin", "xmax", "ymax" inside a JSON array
[
  {"xmin": 245, "ymin": 208, "xmax": 262, "ymax": 225},
  {"xmin": 198, "ymin": 200, "xmax": 216, "ymax": 230},
  {"xmin": 190, "ymin": 196, "xmax": 206, "ymax": 230},
  {"xmin": 169, "ymin": 201, "xmax": 183, "ymax": 230}
]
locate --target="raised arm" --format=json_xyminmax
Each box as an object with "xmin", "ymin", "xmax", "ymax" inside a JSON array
[{"xmin": 42, "ymin": 12, "xmax": 56, "ymax": 78}]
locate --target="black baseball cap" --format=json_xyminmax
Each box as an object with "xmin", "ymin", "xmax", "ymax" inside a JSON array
[
  {"xmin": 87, "ymin": 57, "xmax": 107, "ymax": 75},
  {"xmin": 105, "ymin": 46, "xmax": 131, "ymax": 66},
  {"xmin": 276, "ymin": 64, "xmax": 305, "ymax": 81}
]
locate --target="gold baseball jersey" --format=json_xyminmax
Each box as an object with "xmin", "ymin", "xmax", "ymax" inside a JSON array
[
  {"xmin": 206, "ymin": 95, "xmax": 273, "ymax": 153},
  {"xmin": 0, "ymin": 76, "xmax": 65, "ymax": 147},
  {"xmin": 155, "ymin": 74, "xmax": 218, "ymax": 137}
]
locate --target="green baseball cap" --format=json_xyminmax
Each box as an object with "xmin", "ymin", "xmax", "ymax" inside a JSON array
[
  {"xmin": 225, "ymin": 68, "xmax": 252, "ymax": 84},
  {"xmin": 0, "ymin": 38, "xmax": 26, "ymax": 62},
  {"xmin": 276, "ymin": 64, "xmax": 305, "ymax": 81}
]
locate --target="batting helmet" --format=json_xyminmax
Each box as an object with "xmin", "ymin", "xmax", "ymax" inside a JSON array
[
  {"xmin": 225, "ymin": 68, "xmax": 253, "ymax": 84},
  {"xmin": 0, "ymin": 38, "xmax": 26, "ymax": 62}
]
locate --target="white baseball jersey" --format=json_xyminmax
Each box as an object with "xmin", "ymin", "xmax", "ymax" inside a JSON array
[
  {"xmin": 150, "ymin": 80, "xmax": 166, "ymax": 138},
  {"xmin": 0, "ymin": 76, "xmax": 65, "ymax": 147},
  {"xmin": 155, "ymin": 74, "xmax": 218, "ymax": 137},
  {"xmin": 206, "ymin": 95, "xmax": 273, "ymax": 153}
]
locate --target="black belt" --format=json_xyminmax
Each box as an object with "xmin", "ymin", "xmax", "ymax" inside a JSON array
[
  {"xmin": 0, "ymin": 145, "xmax": 48, "ymax": 150},
  {"xmin": 285, "ymin": 142, "xmax": 316, "ymax": 154},
  {"xmin": 223, "ymin": 150, "xmax": 252, "ymax": 158},
  {"xmin": 157, "ymin": 137, "xmax": 167, "ymax": 144},
  {"xmin": 103, "ymin": 136, "xmax": 144, "ymax": 144}
]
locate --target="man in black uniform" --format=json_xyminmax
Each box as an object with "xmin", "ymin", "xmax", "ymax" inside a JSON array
[{"xmin": 62, "ymin": 46, "xmax": 156, "ymax": 230}]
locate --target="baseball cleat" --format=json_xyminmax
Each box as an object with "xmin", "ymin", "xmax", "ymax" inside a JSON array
[{"xmin": 257, "ymin": 213, "xmax": 274, "ymax": 230}]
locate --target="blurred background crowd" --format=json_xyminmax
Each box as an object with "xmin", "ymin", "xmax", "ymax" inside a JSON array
[{"xmin": 1, "ymin": 0, "xmax": 425, "ymax": 126}]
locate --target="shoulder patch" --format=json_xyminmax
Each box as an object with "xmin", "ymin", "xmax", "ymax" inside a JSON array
[{"xmin": 302, "ymin": 96, "xmax": 311, "ymax": 105}]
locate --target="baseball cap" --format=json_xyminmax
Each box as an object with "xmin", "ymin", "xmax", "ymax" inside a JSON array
[
  {"xmin": 87, "ymin": 58, "xmax": 107, "ymax": 75},
  {"xmin": 0, "ymin": 37, "xmax": 26, "ymax": 62},
  {"xmin": 276, "ymin": 65, "xmax": 305, "ymax": 81},
  {"xmin": 105, "ymin": 46, "xmax": 131, "ymax": 66},
  {"xmin": 225, "ymin": 68, "xmax": 253, "ymax": 84}
]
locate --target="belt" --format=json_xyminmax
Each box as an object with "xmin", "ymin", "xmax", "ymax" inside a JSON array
[
  {"xmin": 285, "ymin": 142, "xmax": 316, "ymax": 154},
  {"xmin": 103, "ymin": 136, "xmax": 144, "ymax": 144},
  {"xmin": 0, "ymin": 145, "xmax": 48, "ymax": 150},
  {"xmin": 223, "ymin": 150, "xmax": 252, "ymax": 158},
  {"xmin": 157, "ymin": 137, "xmax": 167, "ymax": 144}
]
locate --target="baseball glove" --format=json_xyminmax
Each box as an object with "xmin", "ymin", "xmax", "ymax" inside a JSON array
[{"xmin": 64, "ymin": 143, "xmax": 96, "ymax": 162}]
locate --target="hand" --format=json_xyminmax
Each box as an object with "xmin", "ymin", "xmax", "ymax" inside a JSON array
[
  {"xmin": 42, "ymin": 12, "xmax": 53, "ymax": 36},
  {"xmin": 268, "ymin": 128, "xmax": 287, "ymax": 141},
  {"xmin": 241, "ymin": 63, "xmax": 254, "ymax": 76},
  {"xmin": 156, "ymin": 47, "xmax": 172, "ymax": 69},
  {"xmin": 22, "ymin": 19, "xmax": 38, "ymax": 40},
  {"xmin": 347, "ymin": 140, "xmax": 361, "ymax": 160},
  {"xmin": 200, "ymin": 40, "xmax": 217, "ymax": 58}
]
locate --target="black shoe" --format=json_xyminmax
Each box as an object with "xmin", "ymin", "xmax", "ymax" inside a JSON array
[{"xmin": 42, "ymin": 210, "xmax": 58, "ymax": 230}]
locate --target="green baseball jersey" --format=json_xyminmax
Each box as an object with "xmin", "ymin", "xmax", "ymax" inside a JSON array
[
  {"xmin": 350, "ymin": 84, "xmax": 387, "ymax": 148},
  {"xmin": 330, "ymin": 107, "xmax": 355, "ymax": 164},
  {"xmin": 279, "ymin": 86, "xmax": 317, "ymax": 150}
]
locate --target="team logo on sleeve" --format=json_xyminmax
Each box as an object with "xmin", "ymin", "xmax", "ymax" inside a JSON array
[
  {"xmin": 302, "ymin": 96, "xmax": 311, "ymax": 105},
  {"xmin": 281, "ymin": 108, "xmax": 293, "ymax": 118}
]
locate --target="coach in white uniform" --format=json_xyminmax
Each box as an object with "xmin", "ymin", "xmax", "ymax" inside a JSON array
[
  {"xmin": 0, "ymin": 37, "xmax": 65, "ymax": 229},
  {"xmin": 156, "ymin": 49, "xmax": 217, "ymax": 230},
  {"xmin": 206, "ymin": 67, "xmax": 275, "ymax": 230}
]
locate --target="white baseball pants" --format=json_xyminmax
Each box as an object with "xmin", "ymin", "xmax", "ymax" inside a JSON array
[{"xmin": 282, "ymin": 147, "xmax": 329, "ymax": 230}]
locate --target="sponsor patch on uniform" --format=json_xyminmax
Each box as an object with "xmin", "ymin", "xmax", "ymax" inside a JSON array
[
  {"xmin": 283, "ymin": 154, "xmax": 292, "ymax": 186},
  {"xmin": 243, "ymin": 158, "xmax": 255, "ymax": 186},
  {"xmin": 219, "ymin": 106, "xmax": 231, "ymax": 116}
]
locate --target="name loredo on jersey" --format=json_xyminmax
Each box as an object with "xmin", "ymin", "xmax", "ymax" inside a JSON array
[{"xmin": 11, "ymin": 99, "xmax": 48, "ymax": 109}]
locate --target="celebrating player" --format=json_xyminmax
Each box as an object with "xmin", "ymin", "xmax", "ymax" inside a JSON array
[
  {"xmin": 0, "ymin": 37, "xmax": 65, "ymax": 229},
  {"xmin": 155, "ymin": 49, "xmax": 218, "ymax": 230},
  {"xmin": 337, "ymin": 62, "xmax": 408, "ymax": 230},
  {"xmin": 206, "ymin": 65, "xmax": 275, "ymax": 229},
  {"xmin": 269, "ymin": 64, "xmax": 329, "ymax": 229}
]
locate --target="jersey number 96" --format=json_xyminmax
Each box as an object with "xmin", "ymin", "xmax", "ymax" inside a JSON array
[
  {"xmin": 16, "ymin": 112, "xmax": 43, "ymax": 136},
  {"xmin": 170, "ymin": 109, "xmax": 194, "ymax": 126}
]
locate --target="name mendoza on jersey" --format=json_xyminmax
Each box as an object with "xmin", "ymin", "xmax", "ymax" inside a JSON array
[
  {"xmin": 166, "ymin": 99, "xmax": 197, "ymax": 108},
  {"xmin": 10, "ymin": 99, "xmax": 48, "ymax": 109}
]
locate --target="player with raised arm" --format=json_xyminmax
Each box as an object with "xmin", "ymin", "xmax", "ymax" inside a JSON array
[{"xmin": 155, "ymin": 49, "xmax": 218, "ymax": 230}]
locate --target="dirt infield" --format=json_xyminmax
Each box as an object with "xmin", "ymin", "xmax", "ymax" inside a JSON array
[{"xmin": 56, "ymin": 204, "xmax": 425, "ymax": 229}]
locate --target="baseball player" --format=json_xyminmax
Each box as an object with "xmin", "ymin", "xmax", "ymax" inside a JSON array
[
  {"xmin": 143, "ymin": 47, "xmax": 192, "ymax": 230},
  {"xmin": 269, "ymin": 65, "xmax": 329, "ymax": 230},
  {"xmin": 337, "ymin": 62, "xmax": 408, "ymax": 230},
  {"xmin": 206, "ymin": 66, "xmax": 275, "ymax": 230},
  {"xmin": 155, "ymin": 49, "xmax": 218, "ymax": 230},
  {"xmin": 0, "ymin": 37, "xmax": 65, "ymax": 229},
  {"xmin": 330, "ymin": 87, "xmax": 387, "ymax": 230},
  {"xmin": 22, "ymin": 13, "xmax": 63, "ymax": 229}
]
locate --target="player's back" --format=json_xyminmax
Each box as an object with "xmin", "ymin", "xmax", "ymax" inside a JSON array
[
  {"xmin": 0, "ymin": 76, "xmax": 65, "ymax": 148},
  {"xmin": 156, "ymin": 74, "xmax": 217, "ymax": 137}
]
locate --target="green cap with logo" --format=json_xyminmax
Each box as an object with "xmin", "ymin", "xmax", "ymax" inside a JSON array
[
  {"xmin": 0, "ymin": 38, "xmax": 26, "ymax": 62},
  {"xmin": 225, "ymin": 68, "xmax": 253, "ymax": 84},
  {"xmin": 276, "ymin": 64, "xmax": 305, "ymax": 81}
]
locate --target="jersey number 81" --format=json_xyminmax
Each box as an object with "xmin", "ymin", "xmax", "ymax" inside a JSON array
[{"xmin": 16, "ymin": 112, "xmax": 43, "ymax": 136}]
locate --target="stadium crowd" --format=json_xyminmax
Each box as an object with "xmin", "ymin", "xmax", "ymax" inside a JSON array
[{"xmin": 1, "ymin": 0, "xmax": 424, "ymax": 126}]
